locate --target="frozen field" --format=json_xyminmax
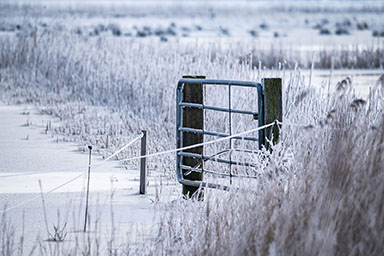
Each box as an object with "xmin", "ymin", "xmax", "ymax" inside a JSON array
[
  {"xmin": 0, "ymin": 104, "xmax": 179, "ymax": 253},
  {"xmin": 0, "ymin": 0, "xmax": 383, "ymax": 255},
  {"xmin": 2, "ymin": 0, "xmax": 384, "ymax": 44}
]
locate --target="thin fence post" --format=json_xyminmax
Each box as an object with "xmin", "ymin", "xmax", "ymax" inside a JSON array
[
  {"xmin": 181, "ymin": 75, "xmax": 205, "ymax": 198},
  {"xmin": 84, "ymin": 145, "xmax": 92, "ymax": 232},
  {"xmin": 262, "ymin": 78, "xmax": 283, "ymax": 149},
  {"xmin": 139, "ymin": 130, "xmax": 147, "ymax": 194}
]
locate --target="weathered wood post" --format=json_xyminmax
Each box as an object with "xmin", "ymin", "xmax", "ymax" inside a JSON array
[
  {"xmin": 139, "ymin": 130, "xmax": 147, "ymax": 194},
  {"xmin": 262, "ymin": 78, "xmax": 282, "ymax": 149},
  {"xmin": 182, "ymin": 75, "xmax": 205, "ymax": 197}
]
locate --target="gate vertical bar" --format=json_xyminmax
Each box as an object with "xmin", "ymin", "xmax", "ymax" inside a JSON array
[
  {"xmin": 181, "ymin": 75, "xmax": 205, "ymax": 197},
  {"xmin": 228, "ymin": 84, "xmax": 233, "ymax": 184},
  {"xmin": 262, "ymin": 78, "xmax": 282, "ymax": 149},
  {"xmin": 201, "ymin": 82, "xmax": 205, "ymax": 180}
]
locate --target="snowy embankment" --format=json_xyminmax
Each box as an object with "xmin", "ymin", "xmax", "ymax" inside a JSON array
[{"xmin": 0, "ymin": 104, "xmax": 178, "ymax": 253}]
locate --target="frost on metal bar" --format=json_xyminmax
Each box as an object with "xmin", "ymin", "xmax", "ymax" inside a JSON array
[
  {"xmin": 178, "ymin": 127, "xmax": 259, "ymax": 141},
  {"xmin": 181, "ymin": 165, "xmax": 259, "ymax": 180},
  {"xmin": 179, "ymin": 102, "xmax": 259, "ymax": 117},
  {"xmin": 177, "ymin": 151, "xmax": 259, "ymax": 168}
]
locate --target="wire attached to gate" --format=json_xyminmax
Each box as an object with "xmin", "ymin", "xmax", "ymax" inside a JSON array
[
  {"xmin": 1, "ymin": 122, "xmax": 278, "ymax": 213},
  {"xmin": 276, "ymin": 120, "xmax": 348, "ymax": 131},
  {"xmin": 115, "ymin": 121, "xmax": 276, "ymax": 163}
]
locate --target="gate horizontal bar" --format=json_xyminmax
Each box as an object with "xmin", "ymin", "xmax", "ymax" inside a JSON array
[
  {"xmin": 179, "ymin": 102, "xmax": 258, "ymax": 118},
  {"xmin": 195, "ymin": 148, "xmax": 258, "ymax": 168},
  {"xmin": 180, "ymin": 178, "xmax": 230, "ymax": 191},
  {"xmin": 178, "ymin": 127, "xmax": 258, "ymax": 142},
  {"xmin": 181, "ymin": 165, "xmax": 231, "ymax": 178},
  {"xmin": 179, "ymin": 78, "xmax": 260, "ymax": 88},
  {"xmin": 181, "ymin": 165, "xmax": 259, "ymax": 180},
  {"xmin": 178, "ymin": 151, "xmax": 258, "ymax": 167}
]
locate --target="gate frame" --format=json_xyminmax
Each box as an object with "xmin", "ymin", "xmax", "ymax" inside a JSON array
[{"xmin": 176, "ymin": 77, "xmax": 266, "ymax": 195}]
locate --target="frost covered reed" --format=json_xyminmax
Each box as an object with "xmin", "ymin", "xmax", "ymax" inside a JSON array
[
  {"xmin": 0, "ymin": 25, "xmax": 262, "ymax": 177},
  {"xmin": 0, "ymin": 24, "xmax": 382, "ymax": 175},
  {"xmin": 241, "ymin": 44, "xmax": 384, "ymax": 69}
]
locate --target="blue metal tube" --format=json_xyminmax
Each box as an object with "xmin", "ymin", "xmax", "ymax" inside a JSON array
[
  {"xmin": 228, "ymin": 83, "xmax": 233, "ymax": 184},
  {"xmin": 177, "ymin": 151, "xmax": 258, "ymax": 168},
  {"xmin": 181, "ymin": 165, "xmax": 259, "ymax": 180},
  {"xmin": 178, "ymin": 102, "xmax": 258, "ymax": 117},
  {"xmin": 178, "ymin": 78, "xmax": 260, "ymax": 88},
  {"xmin": 178, "ymin": 127, "xmax": 258, "ymax": 142}
]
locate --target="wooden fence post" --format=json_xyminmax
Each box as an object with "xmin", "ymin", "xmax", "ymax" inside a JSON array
[
  {"xmin": 139, "ymin": 130, "xmax": 147, "ymax": 194},
  {"xmin": 262, "ymin": 78, "xmax": 282, "ymax": 149},
  {"xmin": 181, "ymin": 75, "xmax": 206, "ymax": 198},
  {"xmin": 84, "ymin": 145, "xmax": 92, "ymax": 232}
]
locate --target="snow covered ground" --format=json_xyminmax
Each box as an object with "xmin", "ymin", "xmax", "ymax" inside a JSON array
[{"xmin": 0, "ymin": 104, "xmax": 179, "ymax": 253}]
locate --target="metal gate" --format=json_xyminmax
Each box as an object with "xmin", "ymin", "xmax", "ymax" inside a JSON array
[{"xmin": 176, "ymin": 77, "xmax": 265, "ymax": 192}]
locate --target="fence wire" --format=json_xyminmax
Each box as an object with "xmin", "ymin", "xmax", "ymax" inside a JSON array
[
  {"xmin": 0, "ymin": 132, "xmax": 144, "ymax": 214},
  {"xmin": 0, "ymin": 132, "xmax": 144, "ymax": 179},
  {"xmin": 0, "ymin": 122, "xmax": 276, "ymax": 213}
]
